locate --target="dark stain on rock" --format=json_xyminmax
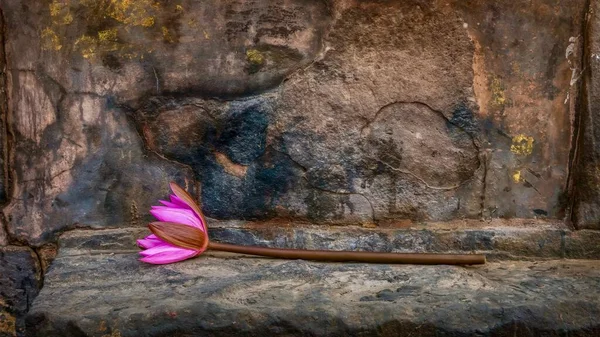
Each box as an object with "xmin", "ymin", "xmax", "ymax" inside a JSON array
[
  {"xmin": 543, "ymin": 42, "xmax": 562, "ymax": 100},
  {"xmin": 101, "ymin": 53, "xmax": 122, "ymax": 72},
  {"xmin": 360, "ymin": 286, "xmax": 421, "ymax": 302},
  {"xmin": 0, "ymin": 247, "xmax": 42, "ymax": 336},
  {"xmin": 449, "ymin": 104, "xmax": 479, "ymax": 137},
  {"xmin": 201, "ymin": 148, "xmax": 302, "ymax": 219},
  {"xmin": 225, "ymin": 21, "xmax": 252, "ymax": 42},
  {"xmin": 304, "ymin": 189, "xmax": 349, "ymax": 222},
  {"xmin": 533, "ymin": 209, "xmax": 548, "ymax": 216},
  {"xmin": 462, "ymin": 231, "xmax": 495, "ymax": 251},
  {"xmin": 306, "ymin": 165, "xmax": 352, "ymax": 193},
  {"xmin": 216, "ymin": 101, "xmax": 269, "ymax": 165}
]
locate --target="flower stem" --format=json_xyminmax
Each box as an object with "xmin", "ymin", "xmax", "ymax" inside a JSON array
[{"xmin": 207, "ymin": 242, "xmax": 485, "ymax": 265}]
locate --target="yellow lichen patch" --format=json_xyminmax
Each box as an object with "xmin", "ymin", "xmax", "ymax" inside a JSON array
[
  {"xmin": 162, "ymin": 26, "xmax": 175, "ymax": 43},
  {"xmin": 510, "ymin": 134, "xmax": 534, "ymax": 156},
  {"xmin": 512, "ymin": 170, "xmax": 521, "ymax": 183},
  {"xmin": 62, "ymin": 12, "xmax": 74, "ymax": 25},
  {"xmin": 121, "ymin": 51, "xmax": 139, "ymax": 59},
  {"xmin": 49, "ymin": 1, "xmax": 65, "ymax": 16},
  {"xmin": 75, "ymin": 35, "xmax": 98, "ymax": 58},
  {"xmin": 98, "ymin": 320, "xmax": 107, "ymax": 332},
  {"xmin": 187, "ymin": 18, "xmax": 199, "ymax": 28},
  {"xmin": 491, "ymin": 77, "xmax": 507, "ymax": 107},
  {"xmin": 203, "ymin": 30, "xmax": 210, "ymax": 40},
  {"xmin": 50, "ymin": 1, "xmax": 73, "ymax": 25},
  {"xmin": 107, "ymin": 0, "xmax": 134, "ymax": 23},
  {"xmin": 41, "ymin": 28, "xmax": 62, "ymax": 50},
  {"xmin": 246, "ymin": 49, "xmax": 265, "ymax": 65},
  {"xmin": 98, "ymin": 28, "xmax": 118, "ymax": 42},
  {"xmin": 101, "ymin": 329, "xmax": 122, "ymax": 337},
  {"xmin": 0, "ymin": 310, "xmax": 16, "ymax": 335},
  {"xmin": 43, "ymin": 0, "xmax": 185, "ymax": 60},
  {"xmin": 107, "ymin": 0, "xmax": 159, "ymax": 27},
  {"xmin": 140, "ymin": 16, "xmax": 155, "ymax": 27},
  {"xmin": 511, "ymin": 62, "xmax": 521, "ymax": 75}
]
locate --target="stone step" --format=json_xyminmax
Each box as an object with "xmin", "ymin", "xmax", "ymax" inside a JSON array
[
  {"xmin": 57, "ymin": 220, "xmax": 600, "ymax": 260},
  {"xmin": 25, "ymin": 226, "xmax": 600, "ymax": 336}
]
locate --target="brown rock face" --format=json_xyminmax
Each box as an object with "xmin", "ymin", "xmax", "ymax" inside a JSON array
[
  {"xmin": 573, "ymin": 0, "xmax": 600, "ymax": 229},
  {"xmin": 452, "ymin": 0, "xmax": 587, "ymax": 219},
  {"xmin": 0, "ymin": 0, "xmax": 592, "ymax": 246}
]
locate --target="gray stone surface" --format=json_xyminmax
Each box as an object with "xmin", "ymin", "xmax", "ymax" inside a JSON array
[
  {"xmin": 0, "ymin": 246, "xmax": 41, "ymax": 337},
  {"xmin": 54, "ymin": 222, "xmax": 600, "ymax": 261},
  {"xmin": 26, "ymin": 228, "xmax": 600, "ymax": 336}
]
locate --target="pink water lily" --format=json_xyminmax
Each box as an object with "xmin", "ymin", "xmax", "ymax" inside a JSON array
[
  {"xmin": 137, "ymin": 182, "xmax": 209, "ymax": 264},
  {"xmin": 138, "ymin": 183, "xmax": 486, "ymax": 266}
]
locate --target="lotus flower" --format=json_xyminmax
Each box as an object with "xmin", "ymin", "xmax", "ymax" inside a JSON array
[
  {"xmin": 138, "ymin": 183, "xmax": 486, "ymax": 265},
  {"xmin": 137, "ymin": 182, "xmax": 209, "ymax": 264}
]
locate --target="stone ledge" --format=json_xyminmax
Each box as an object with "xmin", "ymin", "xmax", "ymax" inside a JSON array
[
  {"xmin": 26, "ymin": 226, "xmax": 600, "ymax": 336},
  {"xmin": 57, "ymin": 220, "xmax": 600, "ymax": 260}
]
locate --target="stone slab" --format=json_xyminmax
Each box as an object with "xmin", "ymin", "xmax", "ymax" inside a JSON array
[
  {"xmin": 26, "ymin": 229, "xmax": 600, "ymax": 336},
  {"xmin": 56, "ymin": 221, "xmax": 600, "ymax": 261}
]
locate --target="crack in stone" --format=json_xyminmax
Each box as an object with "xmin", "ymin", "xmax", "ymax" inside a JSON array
[
  {"xmin": 119, "ymin": 104, "xmax": 200, "ymax": 180},
  {"xmin": 480, "ymin": 150, "xmax": 489, "ymax": 220},
  {"xmin": 370, "ymin": 157, "xmax": 471, "ymax": 191},
  {"xmin": 567, "ymin": 0, "xmax": 593, "ymax": 228},
  {"xmin": 0, "ymin": 8, "xmax": 12, "ymax": 208},
  {"xmin": 20, "ymin": 168, "xmax": 72, "ymax": 186},
  {"xmin": 306, "ymin": 180, "xmax": 376, "ymax": 222},
  {"xmin": 0, "ymin": 7, "xmax": 20, "ymax": 247},
  {"xmin": 361, "ymin": 100, "xmax": 483, "ymax": 191},
  {"xmin": 271, "ymin": 148, "xmax": 376, "ymax": 223},
  {"xmin": 276, "ymin": 5, "xmax": 336, "ymax": 95},
  {"xmin": 31, "ymin": 247, "xmax": 45, "ymax": 293},
  {"xmin": 271, "ymin": 147, "xmax": 376, "ymax": 223},
  {"xmin": 361, "ymin": 100, "xmax": 481, "ymax": 151},
  {"xmin": 271, "ymin": 147, "xmax": 308, "ymax": 172}
]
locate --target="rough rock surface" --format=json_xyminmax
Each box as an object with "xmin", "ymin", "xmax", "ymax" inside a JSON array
[
  {"xmin": 0, "ymin": 246, "xmax": 41, "ymax": 337},
  {"xmin": 56, "ymin": 223, "xmax": 600, "ymax": 261},
  {"xmin": 26, "ymin": 229, "xmax": 600, "ymax": 336},
  {"xmin": 0, "ymin": 1, "xmax": 599, "ymax": 335},
  {"xmin": 0, "ymin": 0, "xmax": 589, "ymax": 248},
  {"xmin": 573, "ymin": 0, "xmax": 600, "ymax": 229}
]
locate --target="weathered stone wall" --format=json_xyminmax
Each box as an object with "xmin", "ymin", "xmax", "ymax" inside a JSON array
[
  {"xmin": 573, "ymin": 0, "xmax": 600, "ymax": 230},
  {"xmin": 0, "ymin": 0, "xmax": 589, "ymax": 244},
  {"xmin": 0, "ymin": 0, "xmax": 598, "ymax": 335}
]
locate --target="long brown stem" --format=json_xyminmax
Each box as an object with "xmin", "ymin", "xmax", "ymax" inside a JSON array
[{"xmin": 208, "ymin": 242, "xmax": 486, "ymax": 265}]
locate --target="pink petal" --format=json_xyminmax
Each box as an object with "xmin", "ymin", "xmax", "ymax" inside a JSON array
[
  {"xmin": 159, "ymin": 199, "xmax": 183, "ymax": 209},
  {"xmin": 170, "ymin": 194, "xmax": 192, "ymax": 210},
  {"xmin": 169, "ymin": 192, "xmax": 207, "ymax": 232},
  {"xmin": 139, "ymin": 246, "xmax": 200, "ymax": 264},
  {"xmin": 149, "ymin": 207, "xmax": 204, "ymax": 231},
  {"xmin": 139, "ymin": 244, "xmax": 186, "ymax": 256},
  {"xmin": 137, "ymin": 236, "xmax": 166, "ymax": 249}
]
